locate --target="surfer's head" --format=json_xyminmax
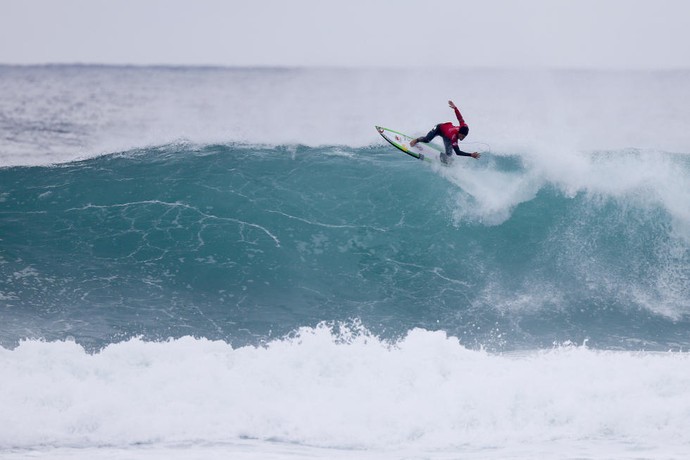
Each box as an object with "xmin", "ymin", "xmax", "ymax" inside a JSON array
[{"xmin": 458, "ymin": 125, "xmax": 469, "ymax": 140}]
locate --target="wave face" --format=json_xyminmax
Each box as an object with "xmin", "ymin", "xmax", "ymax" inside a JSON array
[{"xmin": 1, "ymin": 142, "xmax": 688, "ymax": 350}]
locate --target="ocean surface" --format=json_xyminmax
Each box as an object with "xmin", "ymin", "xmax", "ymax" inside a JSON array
[{"xmin": 1, "ymin": 65, "xmax": 689, "ymax": 459}]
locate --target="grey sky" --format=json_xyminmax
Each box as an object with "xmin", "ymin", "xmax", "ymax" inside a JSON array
[{"xmin": 2, "ymin": 0, "xmax": 689, "ymax": 69}]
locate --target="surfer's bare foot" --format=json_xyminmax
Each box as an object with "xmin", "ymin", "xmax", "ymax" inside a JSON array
[{"xmin": 410, "ymin": 139, "xmax": 417, "ymax": 147}]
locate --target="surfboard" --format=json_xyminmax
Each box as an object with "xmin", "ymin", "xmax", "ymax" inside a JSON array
[{"xmin": 375, "ymin": 126, "xmax": 443, "ymax": 163}]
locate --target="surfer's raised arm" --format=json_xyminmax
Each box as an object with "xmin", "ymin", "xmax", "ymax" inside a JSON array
[{"xmin": 448, "ymin": 100, "xmax": 466, "ymax": 126}]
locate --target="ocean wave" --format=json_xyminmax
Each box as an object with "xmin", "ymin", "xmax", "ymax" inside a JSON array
[{"xmin": 0, "ymin": 144, "xmax": 688, "ymax": 350}]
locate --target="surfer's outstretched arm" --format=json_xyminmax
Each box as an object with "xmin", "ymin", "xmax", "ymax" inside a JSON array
[{"xmin": 453, "ymin": 145, "xmax": 480, "ymax": 159}]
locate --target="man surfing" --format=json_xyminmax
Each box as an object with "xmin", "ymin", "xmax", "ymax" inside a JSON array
[{"xmin": 410, "ymin": 100, "xmax": 480, "ymax": 164}]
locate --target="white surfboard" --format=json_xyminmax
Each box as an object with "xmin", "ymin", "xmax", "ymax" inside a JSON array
[{"xmin": 375, "ymin": 126, "xmax": 443, "ymax": 163}]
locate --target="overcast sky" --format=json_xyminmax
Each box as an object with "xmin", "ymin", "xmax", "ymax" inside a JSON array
[{"xmin": 2, "ymin": 0, "xmax": 689, "ymax": 69}]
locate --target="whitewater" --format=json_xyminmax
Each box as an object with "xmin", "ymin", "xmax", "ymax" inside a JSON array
[{"xmin": 1, "ymin": 65, "xmax": 689, "ymax": 459}]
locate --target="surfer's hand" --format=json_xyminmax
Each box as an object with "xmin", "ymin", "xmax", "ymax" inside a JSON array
[
  {"xmin": 410, "ymin": 139, "xmax": 418, "ymax": 147},
  {"xmin": 448, "ymin": 100, "xmax": 457, "ymax": 110},
  {"xmin": 471, "ymin": 152, "xmax": 480, "ymax": 159}
]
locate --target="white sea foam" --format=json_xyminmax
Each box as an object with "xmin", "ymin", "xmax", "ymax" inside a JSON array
[
  {"xmin": 439, "ymin": 142, "xmax": 690, "ymax": 243},
  {"xmin": 1, "ymin": 324, "xmax": 689, "ymax": 458}
]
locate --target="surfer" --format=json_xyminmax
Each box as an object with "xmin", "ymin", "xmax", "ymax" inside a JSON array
[{"xmin": 410, "ymin": 100, "xmax": 480, "ymax": 164}]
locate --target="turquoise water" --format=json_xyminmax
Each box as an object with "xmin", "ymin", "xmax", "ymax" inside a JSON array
[{"xmin": 2, "ymin": 143, "xmax": 688, "ymax": 350}]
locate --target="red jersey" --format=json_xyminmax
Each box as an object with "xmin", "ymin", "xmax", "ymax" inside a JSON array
[{"xmin": 437, "ymin": 107, "xmax": 468, "ymax": 146}]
